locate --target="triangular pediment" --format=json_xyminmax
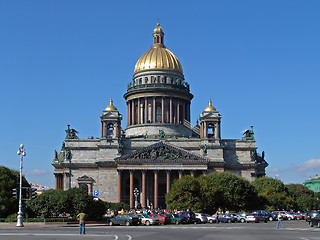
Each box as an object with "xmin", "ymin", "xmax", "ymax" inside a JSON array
[
  {"xmin": 115, "ymin": 141, "xmax": 209, "ymax": 164},
  {"xmin": 77, "ymin": 175, "xmax": 94, "ymax": 181}
]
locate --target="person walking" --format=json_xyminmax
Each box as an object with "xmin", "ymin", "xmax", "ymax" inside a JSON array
[
  {"xmin": 276, "ymin": 212, "xmax": 285, "ymax": 229},
  {"xmin": 215, "ymin": 210, "xmax": 219, "ymax": 224},
  {"xmin": 77, "ymin": 212, "xmax": 87, "ymax": 235}
]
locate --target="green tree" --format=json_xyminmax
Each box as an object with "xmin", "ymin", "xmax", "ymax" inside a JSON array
[
  {"xmin": 252, "ymin": 177, "xmax": 293, "ymax": 211},
  {"xmin": 26, "ymin": 188, "xmax": 106, "ymax": 220},
  {"xmin": 166, "ymin": 172, "xmax": 259, "ymax": 213},
  {"xmin": 199, "ymin": 172, "xmax": 259, "ymax": 213},
  {"xmin": 166, "ymin": 175, "xmax": 202, "ymax": 212},
  {"xmin": 286, "ymin": 184, "xmax": 320, "ymax": 211},
  {"xmin": 0, "ymin": 166, "xmax": 30, "ymax": 218}
]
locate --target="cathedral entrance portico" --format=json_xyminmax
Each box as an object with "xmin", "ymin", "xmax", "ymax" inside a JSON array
[{"xmin": 117, "ymin": 167, "xmax": 207, "ymax": 209}]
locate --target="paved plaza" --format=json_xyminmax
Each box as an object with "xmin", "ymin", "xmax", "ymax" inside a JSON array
[{"xmin": 0, "ymin": 221, "xmax": 319, "ymax": 240}]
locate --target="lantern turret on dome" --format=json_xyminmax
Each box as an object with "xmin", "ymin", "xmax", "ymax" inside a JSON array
[
  {"xmin": 104, "ymin": 98, "xmax": 118, "ymax": 111},
  {"xmin": 100, "ymin": 98, "xmax": 122, "ymax": 139},
  {"xmin": 203, "ymin": 99, "xmax": 216, "ymax": 112}
]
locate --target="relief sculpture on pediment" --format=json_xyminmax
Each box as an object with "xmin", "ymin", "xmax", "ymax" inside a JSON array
[{"xmin": 121, "ymin": 143, "xmax": 203, "ymax": 162}]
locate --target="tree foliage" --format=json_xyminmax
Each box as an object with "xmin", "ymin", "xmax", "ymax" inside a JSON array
[
  {"xmin": 199, "ymin": 172, "xmax": 259, "ymax": 213},
  {"xmin": 166, "ymin": 172, "xmax": 259, "ymax": 214},
  {"xmin": 26, "ymin": 188, "xmax": 106, "ymax": 220},
  {"xmin": 166, "ymin": 175, "xmax": 202, "ymax": 212},
  {"xmin": 0, "ymin": 166, "xmax": 30, "ymax": 218},
  {"xmin": 286, "ymin": 184, "xmax": 320, "ymax": 211},
  {"xmin": 252, "ymin": 177, "xmax": 294, "ymax": 211}
]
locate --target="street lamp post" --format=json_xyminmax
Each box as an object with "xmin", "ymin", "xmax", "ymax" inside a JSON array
[
  {"xmin": 133, "ymin": 187, "xmax": 139, "ymax": 209},
  {"xmin": 16, "ymin": 144, "xmax": 26, "ymax": 227}
]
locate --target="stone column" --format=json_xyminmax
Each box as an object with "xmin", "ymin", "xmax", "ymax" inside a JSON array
[
  {"xmin": 127, "ymin": 102, "xmax": 130, "ymax": 126},
  {"xmin": 177, "ymin": 100, "xmax": 180, "ymax": 124},
  {"xmin": 117, "ymin": 170, "xmax": 122, "ymax": 202},
  {"xmin": 141, "ymin": 170, "xmax": 146, "ymax": 209},
  {"xmin": 132, "ymin": 100, "xmax": 135, "ymax": 125},
  {"xmin": 114, "ymin": 122, "xmax": 118, "ymax": 137},
  {"xmin": 204, "ymin": 122, "xmax": 207, "ymax": 138},
  {"xmin": 186, "ymin": 102, "xmax": 190, "ymax": 122},
  {"xmin": 191, "ymin": 170, "xmax": 195, "ymax": 177},
  {"xmin": 166, "ymin": 170, "xmax": 171, "ymax": 193},
  {"xmin": 137, "ymin": 98, "xmax": 141, "ymax": 124},
  {"xmin": 153, "ymin": 97, "xmax": 156, "ymax": 123},
  {"xmin": 130, "ymin": 170, "xmax": 134, "ymax": 209},
  {"xmin": 161, "ymin": 97, "xmax": 164, "ymax": 123},
  {"xmin": 154, "ymin": 170, "xmax": 158, "ymax": 209},
  {"xmin": 215, "ymin": 123, "xmax": 219, "ymax": 139},
  {"xmin": 145, "ymin": 98, "xmax": 148, "ymax": 124},
  {"xmin": 55, "ymin": 173, "xmax": 63, "ymax": 190},
  {"xmin": 178, "ymin": 170, "xmax": 183, "ymax": 179},
  {"xmin": 170, "ymin": 98, "xmax": 173, "ymax": 123},
  {"xmin": 182, "ymin": 101, "xmax": 186, "ymax": 123},
  {"xmin": 101, "ymin": 121, "xmax": 105, "ymax": 137}
]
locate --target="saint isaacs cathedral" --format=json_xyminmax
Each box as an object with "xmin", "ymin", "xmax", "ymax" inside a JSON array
[{"xmin": 52, "ymin": 24, "xmax": 268, "ymax": 209}]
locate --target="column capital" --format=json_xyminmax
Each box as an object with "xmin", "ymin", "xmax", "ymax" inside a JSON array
[
  {"xmin": 141, "ymin": 170, "xmax": 147, "ymax": 174},
  {"xmin": 153, "ymin": 170, "xmax": 159, "ymax": 174}
]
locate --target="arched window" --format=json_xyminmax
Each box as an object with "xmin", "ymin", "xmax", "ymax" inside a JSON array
[
  {"xmin": 208, "ymin": 123, "xmax": 215, "ymax": 138},
  {"xmin": 107, "ymin": 123, "xmax": 114, "ymax": 137}
]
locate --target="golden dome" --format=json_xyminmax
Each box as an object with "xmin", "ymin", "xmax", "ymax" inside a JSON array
[
  {"xmin": 153, "ymin": 23, "xmax": 163, "ymax": 34},
  {"xmin": 134, "ymin": 24, "xmax": 183, "ymax": 74},
  {"xmin": 134, "ymin": 47, "xmax": 183, "ymax": 74},
  {"xmin": 204, "ymin": 99, "xmax": 216, "ymax": 112},
  {"xmin": 104, "ymin": 98, "xmax": 118, "ymax": 111}
]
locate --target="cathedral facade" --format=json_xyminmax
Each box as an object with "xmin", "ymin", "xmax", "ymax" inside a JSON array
[{"xmin": 52, "ymin": 24, "xmax": 268, "ymax": 209}]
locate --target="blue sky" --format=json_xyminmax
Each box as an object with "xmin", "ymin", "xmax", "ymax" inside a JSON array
[{"xmin": 1, "ymin": 1, "xmax": 319, "ymax": 188}]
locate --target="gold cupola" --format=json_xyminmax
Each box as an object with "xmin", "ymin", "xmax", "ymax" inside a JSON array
[
  {"xmin": 203, "ymin": 99, "xmax": 216, "ymax": 112},
  {"xmin": 134, "ymin": 23, "xmax": 183, "ymax": 74},
  {"xmin": 104, "ymin": 98, "xmax": 118, "ymax": 111}
]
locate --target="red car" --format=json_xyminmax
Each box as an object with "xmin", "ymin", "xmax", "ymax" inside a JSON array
[
  {"xmin": 294, "ymin": 213, "xmax": 303, "ymax": 220},
  {"xmin": 151, "ymin": 214, "xmax": 171, "ymax": 225}
]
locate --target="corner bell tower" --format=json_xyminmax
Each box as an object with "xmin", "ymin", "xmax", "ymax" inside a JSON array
[
  {"xmin": 199, "ymin": 99, "xmax": 221, "ymax": 139},
  {"xmin": 100, "ymin": 98, "xmax": 122, "ymax": 138}
]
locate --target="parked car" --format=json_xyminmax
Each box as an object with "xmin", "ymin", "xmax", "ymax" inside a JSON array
[
  {"xmin": 305, "ymin": 210, "xmax": 320, "ymax": 222},
  {"xmin": 252, "ymin": 210, "xmax": 276, "ymax": 221},
  {"xmin": 166, "ymin": 214, "xmax": 187, "ymax": 225},
  {"xmin": 151, "ymin": 214, "xmax": 171, "ymax": 225},
  {"xmin": 230, "ymin": 213, "xmax": 246, "ymax": 223},
  {"xmin": 176, "ymin": 211, "xmax": 197, "ymax": 224},
  {"xmin": 108, "ymin": 214, "xmax": 140, "ymax": 226},
  {"xmin": 294, "ymin": 212, "xmax": 304, "ymax": 220},
  {"xmin": 309, "ymin": 214, "xmax": 320, "ymax": 227},
  {"xmin": 245, "ymin": 213, "xmax": 268, "ymax": 223},
  {"xmin": 218, "ymin": 214, "xmax": 236, "ymax": 223},
  {"xmin": 203, "ymin": 213, "xmax": 216, "ymax": 224},
  {"xmin": 285, "ymin": 212, "xmax": 296, "ymax": 221},
  {"xmin": 195, "ymin": 213, "xmax": 208, "ymax": 224},
  {"xmin": 137, "ymin": 214, "xmax": 160, "ymax": 226}
]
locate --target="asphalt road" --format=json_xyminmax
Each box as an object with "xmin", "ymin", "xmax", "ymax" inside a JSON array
[{"xmin": 0, "ymin": 220, "xmax": 319, "ymax": 240}]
